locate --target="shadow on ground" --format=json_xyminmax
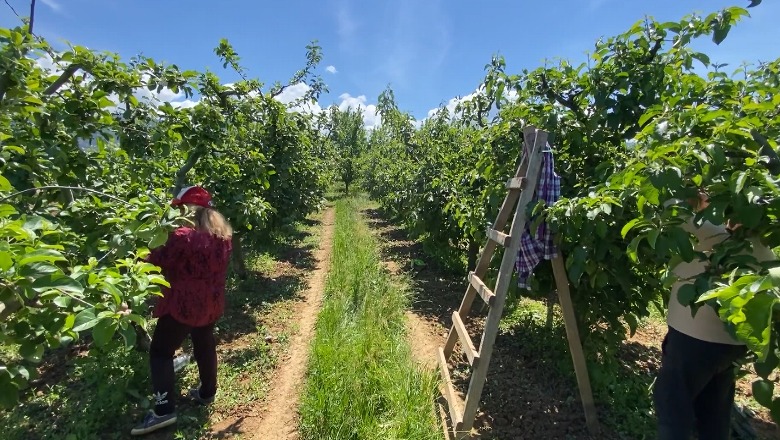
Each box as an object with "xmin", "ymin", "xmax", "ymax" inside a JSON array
[{"xmin": 215, "ymin": 218, "xmax": 320, "ymax": 346}]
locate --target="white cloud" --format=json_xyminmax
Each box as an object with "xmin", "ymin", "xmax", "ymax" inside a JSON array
[
  {"xmin": 171, "ymin": 99, "xmax": 199, "ymax": 109},
  {"xmin": 326, "ymin": 65, "xmax": 338, "ymax": 74},
  {"xmin": 422, "ymin": 85, "xmax": 518, "ymax": 124},
  {"xmin": 35, "ymin": 54, "xmax": 63, "ymax": 75},
  {"xmin": 274, "ymin": 82, "xmax": 309, "ymax": 104},
  {"xmin": 131, "ymin": 74, "xmax": 199, "ymax": 108},
  {"xmin": 40, "ymin": 0, "xmax": 62, "ymax": 12},
  {"xmin": 336, "ymin": 93, "xmax": 381, "ymax": 130},
  {"xmin": 426, "ymin": 90, "xmax": 481, "ymax": 120},
  {"xmin": 274, "ymin": 82, "xmax": 323, "ymax": 114}
]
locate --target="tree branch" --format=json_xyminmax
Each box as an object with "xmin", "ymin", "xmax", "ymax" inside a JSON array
[
  {"xmin": 0, "ymin": 185, "xmax": 131, "ymax": 204},
  {"xmin": 269, "ymin": 83, "xmax": 290, "ymax": 99},
  {"xmin": 641, "ymin": 38, "xmax": 664, "ymax": 65},
  {"xmin": 43, "ymin": 64, "xmax": 88, "ymax": 95},
  {"xmin": 540, "ymin": 73, "xmax": 586, "ymax": 121},
  {"xmin": 173, "ymin": 150, "xmax": 205, "ymax": 195}
]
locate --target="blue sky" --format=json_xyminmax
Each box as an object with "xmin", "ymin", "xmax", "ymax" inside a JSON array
[{"xmin": 1, "ymin": 0, "xmax": 778, "ymax": 125}]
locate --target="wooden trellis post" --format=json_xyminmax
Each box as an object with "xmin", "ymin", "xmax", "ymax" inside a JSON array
[{"xmin": 437, "ymin": 126, "xmax": 600, "ymax": 439}]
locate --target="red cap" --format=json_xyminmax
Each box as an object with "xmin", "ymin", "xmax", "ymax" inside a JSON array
[{"xmin": 171, "ymin": 186, "xmax": 213, "ymax": 208}]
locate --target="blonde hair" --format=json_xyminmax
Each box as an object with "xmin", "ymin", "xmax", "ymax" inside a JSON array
[{"xmin": 188, "ymin": 205, "xmax": 233, "ymax": 239}]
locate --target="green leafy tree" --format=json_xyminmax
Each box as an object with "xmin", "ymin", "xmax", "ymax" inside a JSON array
[
  {"xmin": 325, "ymin": 106, "xmax": 367, "ymax": 193},
  {"xmin": 0, "ymin": 23, "xmax": 329, "ymax": 408}
]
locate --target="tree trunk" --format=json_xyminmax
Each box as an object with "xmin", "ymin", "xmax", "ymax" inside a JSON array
[
  {"xmin": 466, "ymin": 238, "xmax": 480, "ymax": 272},
  {"xmin": 232, "ymin": 232, "xmax": 248, "ymax": 279},
  {"xmin": 134, "ymin": 323, "xmax": 151, "ymax": 352},
  {"xmin": 546, "ymin": 290, "xmax": 556, "ymax": 329}
]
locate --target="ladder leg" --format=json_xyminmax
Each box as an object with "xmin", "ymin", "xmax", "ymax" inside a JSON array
[{"xmin": 551, "ymin": 255, "xmax": 600, "ymax": 435}]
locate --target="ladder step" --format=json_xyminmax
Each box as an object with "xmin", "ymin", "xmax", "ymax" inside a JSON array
[
  {"xmin": 438, "ymin": 347, "xmax": 464, "ymax": 430},
  {"xmin": 468, "ymin": 272, "xmax": 495, "ymax": 306},
  {"xmin": 452, "ymin": 312, "xmax": 480, "ymax": 367},
  {"xmin": 487, "ymin": 228, "xmax": 511, "ymax": 247},
  {"xmin": 506, "ymin": 177, "xmax": 526, "ymax": 189}
]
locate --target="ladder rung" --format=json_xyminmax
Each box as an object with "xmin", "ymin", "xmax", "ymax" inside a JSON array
[
  {"xmin": 487, "ymin": 228, "xmax": 510, "ymax": 247},
  {"xmin": 506, "ymin": 177, "xmax": 525, "ymax": 189},
  {"xmin": 437, "ymin": 347, "xmax": 464, "ymax": 429},
  {"xmin": 468, "ymin": 272, "xmax": 495, "ymax": 306},
  {"xmin": 452, "ymin": 312, "xmax": 480, "ymax": 367}
]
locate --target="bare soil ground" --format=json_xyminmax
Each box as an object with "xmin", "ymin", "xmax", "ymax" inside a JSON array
[{"xmin": 208, "ymin": 207, "xmax": 335, "ymax": 440}]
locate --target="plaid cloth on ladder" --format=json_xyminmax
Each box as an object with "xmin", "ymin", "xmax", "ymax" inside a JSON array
[{"xmin": 515, "ymin": 147, "xmax": 561, "ymax": 289}]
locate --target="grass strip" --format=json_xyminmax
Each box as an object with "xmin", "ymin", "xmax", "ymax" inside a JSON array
[{"xmin": 299, "ymin": 197, "xmax": 440, "ymax": 440}]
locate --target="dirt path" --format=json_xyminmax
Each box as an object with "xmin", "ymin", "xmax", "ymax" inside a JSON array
[
  {"xmin": 210, "ymin": 207, "xmax": 335, "ymax": 440},
  {"xmin": 383, "ymin": 259, "xmax": 445, "ymax": 369},
  {"xmin": 405, "ymin": 311, "xmax": 444, "ymax": 368}
]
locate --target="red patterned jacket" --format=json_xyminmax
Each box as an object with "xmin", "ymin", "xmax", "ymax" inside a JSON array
[{"xmin": 147, "ymin": 227, "xmax": 233, "ymax": 327}]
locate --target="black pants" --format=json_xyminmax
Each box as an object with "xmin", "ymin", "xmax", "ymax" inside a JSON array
[
  {"xmin": 149, "ymin": 315, "xmax": 218, "ymax": 415},
  {"xmin": 653, "ymin": 326, "xmax": 746, "ymax": 440}
]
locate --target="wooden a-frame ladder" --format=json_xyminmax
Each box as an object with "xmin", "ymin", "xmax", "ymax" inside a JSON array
[{"xmin": 437, "ymin": 126, "xmax": 600, "ymax": 439}]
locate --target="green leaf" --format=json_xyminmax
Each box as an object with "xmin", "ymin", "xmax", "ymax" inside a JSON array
[
  {"xmin": 647, "ymin": 229, "xmax": 660, "ymax": 249},
  {"xmin": 752, "ymin": 379, "xmax": 775, "ymax": 407},
  {"xmin": 118, "ymin": 322, "xmax": 137, "ymax": 348},
  {"xmin": 0, "ymin": 175, "xmax": 12, "ymax": 191},
  {"xmin": 711, "ymin": 13, "xmax": 732, "ymax": 45},
  {"xmin": 18, "ymin": 262, "xmax": 60, "ymax": 278},
  {"xmin": 698, "ymin": 285, "xmax": 738, "ymax": 303},
  {"xmin": 18, "ymin": 249, "xmax": 67, "ymax": 266},
  {"xmin": 147, "ymin": 274, "xmax": 170, "ymax": 288},
  {"xmin": 625, "ymin": 235, "xmax": 641, "ymax": 263},
  {"xmin": 754, "ymin": 345, "xmax": 779, "ymax": 379},
  {"xmin": 638, "ymin": 109, "xmax": 660, "ymax": 128},
  {"xmin": 19, "ymin": 343, "xmax": 44, "ymax": 363},
  {"xmin": 736, "ymin": 294, "xmax": 777, "ymax": 359},
  {"xmin": 32, "ymin": 274, "xmax": 84, "ymax": 296},
  {"xmin": 149, "ymin": 229, "xmax": 168, "ymax": 249},
  {"xmin": 624, "ymin": 313, "xmax": 639, "ymax": 337},
  {"xmin": 0, "ymin": 203, "xmax": 17, "ymax": 217},
  {"xmin": 731, "ymin": 170, "xmax": 748, "ymax": 194},
  {"xmin": 72, "ymin": 308, "xmax": 99, "ymax": 332},
  {"xmin": 92, "ymin": 318, "xmax": 118, "ymax": 347},
  {"xmin": 670, "ymin": 227, "xmax": 695, "ymax": 262},
  {"xmin": 14, "ymin": 365, "xmax": 30, "ymax": 382},
  {"xmin": 677, "ymin": 283, "xmax": 697, "ymax": 306},
  {"xmin": 53, "ymin": 295, "xmax": 72, "ymax": 308},
  {"xmin": 691, "ymin": 52, "xmax": 710, "ymax": 67},
  {"xmin": 621, "ymin": 218, "xmax": 641, "ymax": 238},
  {"xmin": 0, "ymin": 251, "xmax": 12, "ymax": 271},
  {"xmin": 0, "ymin": 377, "xmax": 19, "ymax": 409},
  {"xmin": 63, "ymin": 313, "xmax": 76, "ymax": 330}
]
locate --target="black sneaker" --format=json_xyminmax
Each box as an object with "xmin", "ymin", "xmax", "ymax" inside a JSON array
[
  {"xmin": 188, "ymin": 387, "xmax": 216, "ymax": 405},
  {"xmin": 130, "ymin": 410, "xmax": 177, "ymax": 436}
]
